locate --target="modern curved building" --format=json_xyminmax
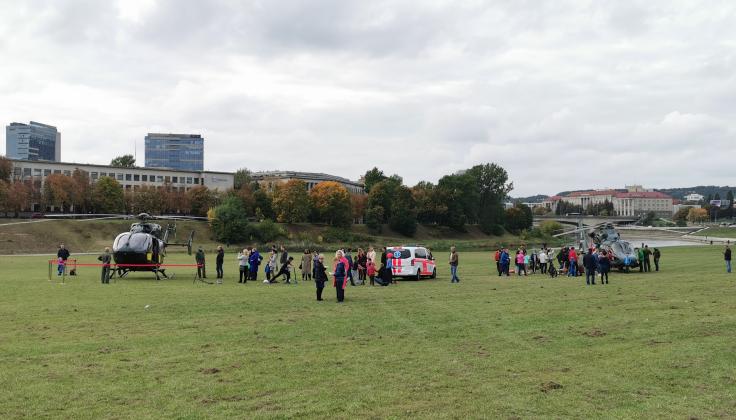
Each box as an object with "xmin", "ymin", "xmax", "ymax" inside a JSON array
[{"xmin": 251, "ymin": 171, "xmax": 365, "ymax": 195}]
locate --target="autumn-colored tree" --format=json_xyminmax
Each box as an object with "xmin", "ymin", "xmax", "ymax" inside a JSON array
[
  {"xmin": 272, "ymin": 180, "xmax": 310, "ymax": 223},
  {"xmin": 687, "ymin": 207, "xmax": 708, "ymax": 223},
  {"xmin": 187, "ymin": 185, "xmax": 216, "ymax": 216},
  {"xmin": 0, "ymin": 155, "xmax": 12, "ymax": 181},
  {"xmin": 6, "ymin": 181, "xmax": 32, "ymax": 216},
  {"xmin": 43, "ymin": 173, "xmax": 75, "ymax": 211},
  {"xmin": 70, "ymin": 170, "xmax": 91, "ymax": 212},
  {"xmin": 309, "ymin": 181, "xmax": 352, "ymax": 227},
  {"xmin": 132, "ymin": 185, "xmax": 165, "ymax": 214},
  {"xmin": 0, "ymin": 181, "xmax": 8, "ymax": 215},
  {"xmin": 351, "ymin": 194, "xmax": 367, "ymax": 224},
  {"xmin": 92, "ymin": 177, "xmax": 125, "ymax": 213}
]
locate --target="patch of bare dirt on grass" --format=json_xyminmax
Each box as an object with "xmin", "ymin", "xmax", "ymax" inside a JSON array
[
  {"xmin": 582, "ymin": 328, "xmax": 606, "ymax": 338},
  {"xmin": 540, "ymin": 381, "xmax": 563, "ymax": 393}
]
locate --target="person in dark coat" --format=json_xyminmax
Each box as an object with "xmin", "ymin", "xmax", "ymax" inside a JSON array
[
  {"xmin": 215, "ymin": 246, "xmax": 225, "ymax": 281},
  {"xmin": 249, "ymin": 247, "xmax": 262, "ymax": 281},
  {"xmin": 643, "ymin": 245, "xmax": 652, "ymax": 273},
  {"xmin": 195, "ymin": 247, "xmax": 206, "ymax": 279},
  {"xmin": 583, "ymin": 248, "xmax": 597, "ymax": 285},
  {"xmin": 725, "ymin": 246, "xmax": 732, "ymax": 273},
  {"xmin": 97, "ymin": 247, "xmax": 112, "ymax": 284},
  {"xmin": 313, "ymin": 254, "xmax": 328, "ymax": 300},
  {"xmin": 653, "ymin": 248, "xmax": 661, "ymax": 272},
  {"xmin": 271, "ymin": 256, "xmax": 294, "ymax": 284},
  {"xmin": 598, "ymin": 250, "xmax": 611, "ymax": 284},
  {"xmin": 333, "ymin": 250, "xmax": 348, "ymax": 302},
  {"xmin": 57, "ymin": 243, "xmax": 70, "ymax": 276}
]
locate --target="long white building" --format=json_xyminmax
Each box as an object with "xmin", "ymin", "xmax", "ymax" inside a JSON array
[{"xmin": 8, "ymin": 159, "xmax": 234, "ymax": 192}]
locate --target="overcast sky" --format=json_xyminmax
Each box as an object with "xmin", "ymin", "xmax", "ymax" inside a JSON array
[{"xmin": 1, "ymin": 1, "xmax": 735, "ymax": 196}]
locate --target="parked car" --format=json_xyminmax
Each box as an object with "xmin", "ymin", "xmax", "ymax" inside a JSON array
[{"xmin": 385, "ymin": 246, "xmax": 436, "ymax": 280}]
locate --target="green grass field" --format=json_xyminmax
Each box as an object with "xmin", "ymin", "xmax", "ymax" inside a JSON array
[
  {"xmin": 1, "ymin": 246, "xmax": 735, "ymax": 418},
  {"xmin": 692, "ymin": 226, "xmax": 736, "ymax": 238}
]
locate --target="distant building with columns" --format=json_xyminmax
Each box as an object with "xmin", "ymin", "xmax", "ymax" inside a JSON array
[{"xmin": 542, "ymin": 185, "xmax": 674, "ymax": 218}]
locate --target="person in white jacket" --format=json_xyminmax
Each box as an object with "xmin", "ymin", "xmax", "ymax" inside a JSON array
[{"xmin": 538, "ymin": 249, "xmax": 548, "ymax": 274}]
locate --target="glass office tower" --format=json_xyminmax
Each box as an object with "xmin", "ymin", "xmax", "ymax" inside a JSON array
[
  {"xmin": 6, "ymin": 121, "xmax": 61, "ymax": 161},
  {"xmin": 144, "ymin": 133, "xmax": 204, "ymax": 171}
]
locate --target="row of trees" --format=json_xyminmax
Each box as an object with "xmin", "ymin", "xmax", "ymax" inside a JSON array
[
  {"xmin": 0, "ymin": 156, "xmax": 219, "ymax": 216},
  {"xmin": 212, "ymin": 163, "xmax": 527, "ymax": 241},
  {"xmin": 2, "ymin": 155, "xmax": 531, "ymax": 239}
]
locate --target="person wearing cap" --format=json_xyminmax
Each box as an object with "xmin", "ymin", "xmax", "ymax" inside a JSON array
[
  {"xmin": 195, "ymin": 247, "xmax": 206, "ymax": 279},
  {"xmin": 97, "ymin": 247, "xmax": 112, "ymax": 284}
]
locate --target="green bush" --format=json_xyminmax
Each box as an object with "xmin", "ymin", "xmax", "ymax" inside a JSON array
[
  {"xmin": 322, "ymin": 227, "xmax": 374, "ymax": 245},
  {"xmin": 539, "ymin": 220, "xmax": 564, "ymax": 236},
  {"xmin": 490, "ymin": 224, "xmax": 505, "ymax": 236},
  {"xmin": 246, "ymin": 220, "xmax": 286, "ymax": 243},
  {"xmin": 211, "ymin": 196, "xmax": 249, "ymax": 244}
]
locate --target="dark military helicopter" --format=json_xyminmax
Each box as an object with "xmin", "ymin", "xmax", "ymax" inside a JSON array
[
  {"xmin": 28, "ymin": 212, "xmax": 204, "ymax": 280},
  {"xmin": 556, "ymin": 223, "xmax": 640, "ymax": 271},
  {"xmin": 111, "ymin": 213, "xmax": 198, "ymax": 280},
  {"xmin": 586, "ymin": 223, "xmax": 640, "ymax": 271}
]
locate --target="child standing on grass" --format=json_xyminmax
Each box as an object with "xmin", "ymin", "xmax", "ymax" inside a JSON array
[
  {"xmin": 57, "ymin": 257, "xmax": 65, "ymax": 276},
  {"xmin": 367, "ymin": 258, "xmax": 376, "ymax": 286}
]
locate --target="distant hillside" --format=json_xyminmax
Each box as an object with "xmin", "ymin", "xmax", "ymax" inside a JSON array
[
  {"xmin": 656, "ymin": 186, "xmax": 736, "ymax": 200},
  {"xmin": 555, "ymin": 189, "xmax": 626, "ymax": 197},
  {"xmin": 512, "ymin": 195, "xmax": 549, "ymax": 203}
]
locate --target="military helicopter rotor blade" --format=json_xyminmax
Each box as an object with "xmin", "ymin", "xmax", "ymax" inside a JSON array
[
  {"xmin": 0, "ymin": 214, "xmax": 134, "ymax": 228},
  {"xmin": 551, "ymin": 222, "xmax": 609, "ymax": 238}
]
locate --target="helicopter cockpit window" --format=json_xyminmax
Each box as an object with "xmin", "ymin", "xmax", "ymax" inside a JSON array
[
  {"xmin": 130, "ymin": 223, "xmax": 154, "ymax": 234},
  {"xmin": 113, "ymin": 232, "xmax": 152, "ymax": 251}
]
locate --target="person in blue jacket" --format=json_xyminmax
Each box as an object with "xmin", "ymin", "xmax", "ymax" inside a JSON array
[
  {"xmin": 499, "ymin": 248, "xmax": 511, "ymax": 276},
  {"xmin": 249, "ymin": 247, "xmax": 262, "ymax": 281},
  {"xmin": 333, "ymin": 250, "xmax": 348, "ymax": 302}
]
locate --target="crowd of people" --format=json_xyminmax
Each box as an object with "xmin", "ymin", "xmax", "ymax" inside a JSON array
[
  {"xmin": 491, "ymin": 243, "xmax": 663, "ymax": 285},
  {"xmin": 195, "ymin": 245, "xmax": 399, "ymax": 302}
]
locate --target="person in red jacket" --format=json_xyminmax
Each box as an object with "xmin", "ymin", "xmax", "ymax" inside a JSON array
[
  {"xmin": 333, "ymin": 250, "xmax": 349, "ymax": 302},
  {"xmin": 494, "ymin": 248, "xmax": 502, "ymax": 276},
  {"xmin": 366, "ymin": 258, "xmax": 377, "ymax": 286},
  {"xmin": 568, "ymin": 247, "xmax": 578, "ymax": 277}
]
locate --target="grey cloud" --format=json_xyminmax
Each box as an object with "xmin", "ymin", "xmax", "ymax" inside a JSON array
[{"xmin": 2, "ymin": 1, "xmax": 736, "ymax": 196}]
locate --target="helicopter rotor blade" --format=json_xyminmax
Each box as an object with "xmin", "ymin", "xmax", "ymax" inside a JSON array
[
  {"xmin": 551, "ymin": 222, "xmax": 609, "ymax": 238},
  {"xmin": 0, "ymin": 214, "xmax": 131, "ymax": 228}
]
